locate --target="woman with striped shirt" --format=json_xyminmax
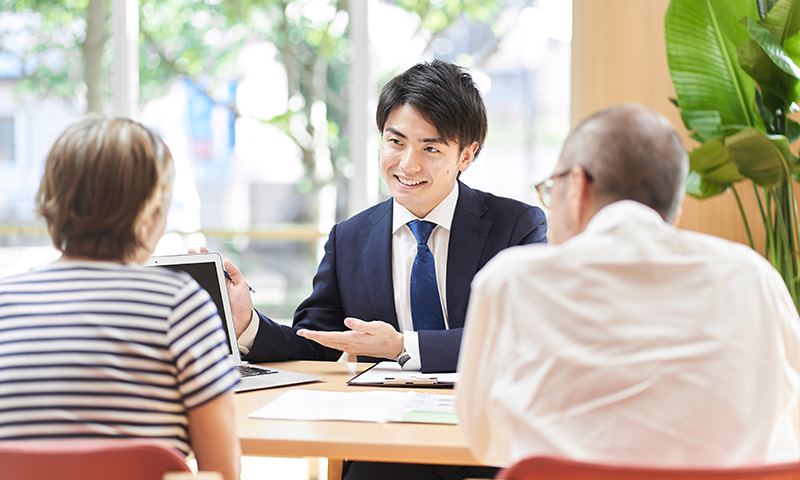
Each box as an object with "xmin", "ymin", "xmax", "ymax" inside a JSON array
[{"xmin": 0, "ymin": 117, "xmax": 241, "ymax": 480}]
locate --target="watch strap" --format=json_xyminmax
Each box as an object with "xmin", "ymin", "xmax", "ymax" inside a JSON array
[{"xmin": 396, "ymin": 348, "xmax": 411, "ymax": 368}]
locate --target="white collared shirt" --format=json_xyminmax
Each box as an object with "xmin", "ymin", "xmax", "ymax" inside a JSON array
[
  {"xmin": 457, "ymin": 200, "xmax": 800, "ymax": 467},
  {"xmin": 237, "ymin": 183, "xmax": 460, "ymax": 367},
  {"xmin": 391, "ymin": 183, "xmax": 459, "ymax": 370}
]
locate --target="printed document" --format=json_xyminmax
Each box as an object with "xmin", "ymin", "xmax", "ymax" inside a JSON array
[{"xmin": 249, "ymin": 389, "xmax": 457, "ymax": 424}]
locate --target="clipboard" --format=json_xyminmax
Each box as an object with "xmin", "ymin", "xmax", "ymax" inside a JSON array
[{"xmin": 347, "ymin": 361, "xmax": 459, "ymax": 388}]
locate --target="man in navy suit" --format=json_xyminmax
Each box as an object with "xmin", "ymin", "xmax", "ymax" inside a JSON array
[{"xmin": 220, "ymin": 60, "xmax": 547, "ymax": 479}]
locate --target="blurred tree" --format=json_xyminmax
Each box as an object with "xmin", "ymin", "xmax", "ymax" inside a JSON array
[
  {"xmin": 136, "ymin": 0, "xmax": 501, "ymax": 222},
  {"xmin": 0, "ymin": 0, "xmax": 108, "ymax": 112},
  {"xmin": 2, "ymin": 0, "xmax": 501, "ymax": 222}
]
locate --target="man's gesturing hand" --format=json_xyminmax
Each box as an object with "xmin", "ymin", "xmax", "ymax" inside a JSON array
[
  {"xmin": 297, "ymin": 318, "xmax": 404, "ymax": 359},
  {"xmin": 188, "ymin": 246, "xmax": 253, "ymax": 337}
]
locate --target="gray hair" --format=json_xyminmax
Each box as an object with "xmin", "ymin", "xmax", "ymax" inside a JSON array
[{"xmin": 560, "ymin": 103, "xmax": 688, "ymax": 222}]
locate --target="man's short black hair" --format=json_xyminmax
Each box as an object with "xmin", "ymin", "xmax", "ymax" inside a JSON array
[{"xmin": 376, "ymin": 60, "xmax": 488, "ymax": 158}]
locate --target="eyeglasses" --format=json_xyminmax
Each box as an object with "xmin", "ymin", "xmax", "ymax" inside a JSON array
[{"xmin": 533, "ymin": 166, "xmax": 593, "ymax": 209}]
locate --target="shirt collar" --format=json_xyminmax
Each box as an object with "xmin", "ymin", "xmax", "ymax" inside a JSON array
[
  {"xmin": 584, "ymin": 200, "xmax": 667, "ymax": 235},
  {"xmin": 392, "ymin": 182, "xmax": 460, "ymax": 234}
]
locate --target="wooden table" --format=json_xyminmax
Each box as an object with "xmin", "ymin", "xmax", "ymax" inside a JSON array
[{"xmin": 234, "ymin": 361, "xmax": 480, "ymax": 479}]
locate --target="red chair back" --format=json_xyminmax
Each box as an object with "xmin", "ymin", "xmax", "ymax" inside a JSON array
[
  {"xmin": 496, "ymin": 456, "xmax": 800, "ymax": 480},
  {"xmin": 0, "ymin": 440, "xmax": 192, "ymax": 480}
]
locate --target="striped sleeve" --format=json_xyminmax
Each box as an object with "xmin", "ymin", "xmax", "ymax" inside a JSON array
[{"xmin": 166, "ymin": 280, "xmax": 239, "ymax": 409}]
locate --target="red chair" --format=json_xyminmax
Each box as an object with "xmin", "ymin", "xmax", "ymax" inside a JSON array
[
  {"xmin": 495, "ymin": 456, "xmax": 800, "ymax": 480},
  {"xmin": 0, "ymin": 440, "xmax": 193, "ymax": 480}
]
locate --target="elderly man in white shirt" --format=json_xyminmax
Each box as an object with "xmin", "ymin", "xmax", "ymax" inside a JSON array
[{"xmin": 456, "ymin": 103, "xmax": 800, "ymax": 468}]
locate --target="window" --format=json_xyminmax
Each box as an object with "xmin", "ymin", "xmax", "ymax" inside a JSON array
[
  {"xmin": 0, "ymin": 1, "xmax": 571, "ymax": 319},
  {"xmin": 0, "ymin": 116, "xmax": 14, "ymax": 162}
]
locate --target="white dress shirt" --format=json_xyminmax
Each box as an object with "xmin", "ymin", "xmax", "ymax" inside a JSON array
[
  {"xmin": 391, "ymin": 183, "xmax": 458, "ymax": 370},
  {"xmin": 238, "ymin": 184, "xmax": 459, "ymax": 367},
  {"xmin": 457, "ymin": 200, "xmax": 800, "ymax": 468}
]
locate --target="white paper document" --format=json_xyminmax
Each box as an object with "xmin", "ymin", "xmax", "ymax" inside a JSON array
[
  {"xmin": 383, "ymin": 392, "xmax": 457, "ymax": 424},
  {"xmin": 249, "ymin": 389, "xmax": 457, "ymax": 424},
  {"xmin": 347, "ymin": 361, "xmax": 460, "ymax": 387}
]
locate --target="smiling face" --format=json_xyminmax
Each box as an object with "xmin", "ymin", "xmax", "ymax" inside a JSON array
[{"xmin": 380, "ymin": 104, "xmax": 476, "ymax": 218}]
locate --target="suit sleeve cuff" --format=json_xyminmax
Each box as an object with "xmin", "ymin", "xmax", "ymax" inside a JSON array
[
  {"xmin": 401, "ymin": 330, "xmax": 421, "ymax": 370},
  {"xmin": 237, "ymin": 309, "xmax": 259, "ymax": 356}
]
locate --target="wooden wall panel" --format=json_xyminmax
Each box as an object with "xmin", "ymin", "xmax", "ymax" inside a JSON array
[{"xmin": 572, "ymin": 0, "xmax": 764, "ymax": 250}]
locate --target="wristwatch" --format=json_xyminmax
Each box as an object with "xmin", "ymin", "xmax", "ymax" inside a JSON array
[{"xmin": 396, "ymin": 348, "xmax": 411, "ymax": 368}]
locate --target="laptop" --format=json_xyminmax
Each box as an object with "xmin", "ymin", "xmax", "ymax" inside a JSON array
[{"xmin": 145, "ymin": 252, "xmax": 323, "ymax": 393}]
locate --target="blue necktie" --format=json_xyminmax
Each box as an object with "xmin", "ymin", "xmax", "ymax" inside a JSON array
[{"xmin": 408, "ymin": 220, "xmax": 446, "ymax": 331}]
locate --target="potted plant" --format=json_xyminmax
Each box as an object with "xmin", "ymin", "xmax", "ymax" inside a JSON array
[{"xmin": 666, "ymin": 0, "xmax": 800, "ymax": 310}]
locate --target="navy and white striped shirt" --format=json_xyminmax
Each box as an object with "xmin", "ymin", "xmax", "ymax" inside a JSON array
[{"xmin": 0, "ymin": 261, "xmax": 239, "ymax": 455}]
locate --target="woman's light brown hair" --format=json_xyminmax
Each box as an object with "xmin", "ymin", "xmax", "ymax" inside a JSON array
[{"xmin": 37, "ymin": 116, "xmax": 174, "ymax": 261}]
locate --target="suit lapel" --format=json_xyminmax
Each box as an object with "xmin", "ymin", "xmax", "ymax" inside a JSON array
[
  {"xmin": 446, "ymin": 182, "xmax": 491, "ymax": 328},
  {"xmin": 360, "ymin": 200, "xmax": 399, "ymax": 329}
]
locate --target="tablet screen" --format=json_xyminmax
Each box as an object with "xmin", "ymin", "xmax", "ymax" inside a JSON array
[{"xmin": 155, "ymin": 261, "xmax": 233, "ymax": 354}]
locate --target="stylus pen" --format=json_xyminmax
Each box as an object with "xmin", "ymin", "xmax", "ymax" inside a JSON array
[{"xmin": 224, "ymin": 270, "xmax": 256, "ymax": 294}]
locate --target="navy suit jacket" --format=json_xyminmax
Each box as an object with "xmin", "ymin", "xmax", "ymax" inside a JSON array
[{"xmin": 245, "ymin": 181, "xmax": 547, "ymax": 372}]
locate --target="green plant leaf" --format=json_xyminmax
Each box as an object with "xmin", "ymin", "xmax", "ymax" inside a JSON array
[
  {"xmin": 768, "ymin": 132, "xmax": 800, "ymax": 168},
  {"xmin": 758, "ymin": 0, "xmax": 781, "ymax": 19},
  {"xmin": 785, "ymin": 30, "xmax": 800, "ymax": 65},
  {"xmin": 762, "ymin": 0, "xmax": 800, "ymax": 105},
  {"xmin": 760, "ymin": 0, "xmax": 800, "ymax": 44},
  {"xmin": 260, "ymin": 110, "xmax": 294, "ymax": 138},
  {"xmin": 726, "ymin": 127, "xmax": 796, "ymax": 185},
  {"xmin": 686, "ymin": 170, "xmax": 730, "ymax": 198},
  {"xmin": 756, "ymin": 87, "xmax": 778, "ymax": 128},
  {"xmin": 673, "ymin": 107, "xmax": 711, "ymax": 140},
  {"xmin": 690, "ymin": 138, "xmax": 746, "ymax": 183},
  {"xmin": 739, "ymin": 36, "xmax": 800, "ymax": 105},
  {"xmin": 666, "ymin": 0, "xmax": 765, "ymax": 132},
  {"xmin": 741, "ymin": 17, "xmax": 800, "ymax": 78},
  {"xmin": 788, "ymin": 118, "xmax": 800, "ymax": 141},
  {"xmin": 762, "ymin": 86, "xmax": 792, "ymax": 118},
  {"xmin": 682, "ymin": 110, "xmax": 725, "ymax": 142}
]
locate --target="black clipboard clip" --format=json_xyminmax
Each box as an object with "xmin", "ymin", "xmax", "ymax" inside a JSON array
[{"xmin": 383, "ymin": 377, "xmax": 439, "ymax": 386}]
